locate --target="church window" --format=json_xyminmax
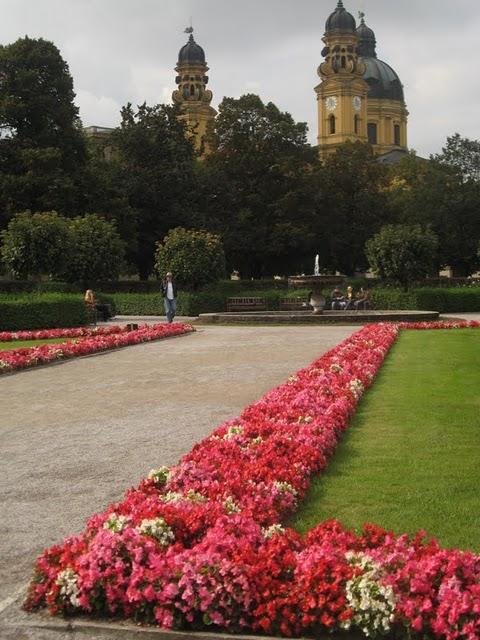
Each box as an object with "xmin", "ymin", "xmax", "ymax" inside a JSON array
[
  {"xmin": 367, "ymin": 123, "xmax": 377, "ymax": 144},
  {"xmin": 341, "ymin": 56, "xmax": 346, "ymax": 68},
  {"xmin": 329, "ymin": 115, "xmax": 336, "ymax": 134},
  {"xmin": 190, "ymin": 84, "xmax": 195, "ymax": 96},
  {"xmin": 354, "ymin": 115, "xmax": 360, "ymax": 134},
  {"xmin": 394, "ymin": 124, "xmax": 401, "ymax": 146}
]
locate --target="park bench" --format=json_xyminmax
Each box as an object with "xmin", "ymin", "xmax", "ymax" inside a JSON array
[
  {"xmin": 226, "ymin": 297, "xmax": 267, "ymax": 312},
  {"xmin": 279, "ymin": 297, "xmax": 311, "ymax": 311}
]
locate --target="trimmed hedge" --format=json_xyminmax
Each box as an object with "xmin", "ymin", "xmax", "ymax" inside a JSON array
[
  {"xmin": 0, "ymin": 294, "xmax": 88, "ymax": 331},
  {"xmin": 371, "ymin": 287, "xmax": 480, "ymax": 312}
]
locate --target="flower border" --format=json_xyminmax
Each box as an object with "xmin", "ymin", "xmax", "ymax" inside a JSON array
[
  {"xmin": 0, "ymin": 323, "xmax": 195, "ymax": 374},
  {"xmin": 24, "ymin": 321, "xmax": 480, "ymax": 639}
]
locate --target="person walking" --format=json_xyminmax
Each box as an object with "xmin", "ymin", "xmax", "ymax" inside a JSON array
[{"xmin": 161, "ymin": 271, "xmax": 178, "ymax": 323}]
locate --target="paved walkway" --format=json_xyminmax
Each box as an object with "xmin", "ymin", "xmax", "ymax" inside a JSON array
[{"xmin": 0, "ymin": 324, "xmax": 356, "ymax": 636}]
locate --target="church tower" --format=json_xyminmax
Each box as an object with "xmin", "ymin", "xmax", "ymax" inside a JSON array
[
  {"xmin": 315, "ymin": 1, "xmax": 369, "ymax": 158},
  {"xmin": 172, "ymin": 28, "xmax": 216, "ymax": 154},
  {"xmin": 316, "ymin": 2, "xmax": 408, "ymax": 159}
]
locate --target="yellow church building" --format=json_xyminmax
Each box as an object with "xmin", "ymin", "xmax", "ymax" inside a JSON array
[
  {"xmin": 315, "ymin": 1, "xmax": 408, "ymax": 160},
  {"xmin": 87, "ymin": 3, "xmax": 409, "ymax": 162}
]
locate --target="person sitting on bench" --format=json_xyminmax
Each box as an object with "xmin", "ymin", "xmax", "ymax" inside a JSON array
[
  {"xmin": 354, "ymin": 287, "xmax": 372, "ymax": 310},
  {"xmin": 331, "ymin": 288, "xmax": 346, "ymax": 310},
  {"xmin": 84, "ymin": 289, "xmax": 111, "ymax": 321}
]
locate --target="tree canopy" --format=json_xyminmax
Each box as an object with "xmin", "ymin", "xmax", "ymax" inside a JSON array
[{"xmin": 0, "ymin": 37, "xmax": 87, "ymax": 223}]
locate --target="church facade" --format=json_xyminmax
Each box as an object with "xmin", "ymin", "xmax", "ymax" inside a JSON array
[{"xmin": 315, "ymin": 1, "xmax": 408, "ymax": 159}]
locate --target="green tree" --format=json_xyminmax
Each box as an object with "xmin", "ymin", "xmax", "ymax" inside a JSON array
[
  {"xmin": 431, "ymin": 133, "xmax": 480, "ymax": 182},
  {"xmin": 0, "ymin": 37, "xmax": 87, "ymax": 224},
  {"xmin": 315, "ymin": 141, "xmax": 391, "ymax": 275},
  {"xmin": 199, "ymin": 94, "xmax": 319, "ymax": 277},
  {"xmin": 63, "ymin": 214, "xmax": 126, "ymax": 284},
  {"xmin": 366, "ymin": 224, "xmax": 438, "ymax": 290},
  {"xmin": 111, "ymin": 103, "xmax": 198, "ymax": 279},
  {"xmin": 154, "ymin": 227, "xmax": 225, "ymax": 290},
  {"xmin": 387, "ymin": 153, "xmax": 480, "ymax": 276},
  {"xmin": 0, "ymin": 211, "xmax": 72, "ymax": 279}
]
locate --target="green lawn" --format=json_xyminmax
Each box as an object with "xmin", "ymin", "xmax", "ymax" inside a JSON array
[
  {"xmin": 0, "ymin": 338, "xmax": 74, "ymax": 350},
  {"xmin": 290, "ymin": 329, "xmax": 480, "ymax": 551}
]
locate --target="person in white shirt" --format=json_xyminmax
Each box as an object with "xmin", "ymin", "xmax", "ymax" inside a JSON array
[{"xmin": 160, "ymin": 271, "xmax": 178, "ymax": 323}]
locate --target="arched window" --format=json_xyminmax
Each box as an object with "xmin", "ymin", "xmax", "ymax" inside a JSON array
[
  {"xmin": 341, "ymin": 56, "xmax": 346, "ymax": 68},
  {"xmin": 329, "ymin": 115, "xmax": 336, "ymax": 135},
  {"xmin": 367, "ymin": 122, "xmax": 377, "ymax": 145},
  {"xmin": 394, "ymin": 124, "xmax": 401, "ymax": 146},
  {"xmin": 190, "ymin": 84, "xmax": 195, "ymax": 96},
  {"xmin": 354, "ymin": 115, "xmax": 360, "ymax": 135}
]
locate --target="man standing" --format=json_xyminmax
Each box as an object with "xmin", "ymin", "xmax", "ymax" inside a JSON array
[{"xmin": 161, "ymin": 271, "xmax": 177, "ymax": 323}]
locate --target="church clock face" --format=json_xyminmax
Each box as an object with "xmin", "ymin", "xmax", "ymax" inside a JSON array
[
  {"xmin": 325, "ymin": 96, "xmax": 338, "ymax": 111},
  {"xmin": 353, "ymin": 96, "xmax": 362, "ymax": 111}
]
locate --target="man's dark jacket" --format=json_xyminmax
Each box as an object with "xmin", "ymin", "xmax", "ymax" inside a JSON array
[{"xmin": 161, "ymin": 279, "xmax": 178, "ymax": 298}]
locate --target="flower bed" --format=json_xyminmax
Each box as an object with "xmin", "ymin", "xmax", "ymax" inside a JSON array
[
  {"xmin": 0, "ymin": 323, "xmax": 195, "ymax": 374},
  {"xmin": 24, "ymin": 322, "xmax": 480, "ymax": 639}
]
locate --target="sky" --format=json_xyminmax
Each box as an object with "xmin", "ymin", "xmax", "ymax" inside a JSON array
[{"xmin": 1, "ymin": 0, "xmax": 479, "ymax": 157}]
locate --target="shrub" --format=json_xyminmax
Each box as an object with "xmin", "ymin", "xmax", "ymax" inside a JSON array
[
  {"xmin": 0, "ymin": 293, "xmax": 88, "ymax": 331},
  {"xmin": 366, "ymin": 224, "xmax": 438, "ymax": 291},
  {"xmin": 0, "ymin": 211, "xmax": 72, "ymax": 279},
  {"xmin": 154, "ymin": 228, "xmax": 226, "ymax": 290},
  {"xmin": 63, "ymin": 214, "xmax": 126, "ymax": 284}
]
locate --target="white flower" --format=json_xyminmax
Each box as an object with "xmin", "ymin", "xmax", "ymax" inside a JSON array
[
  {"xmin": 223, "ymin": 425, "xmax": 244, "ymax": 440},
  {"xmin": 223, "ymin": 495, "xmax": 241, "ymax": 513},
  {"xmin": 273, "ymin": 481, "xmax": 298, "ymax": 497},
  {"xmin": 263, "ymin": 523, "xmax": 286, "ymax": 539},
  {"xmin": 330, "ymin": 363, "xmax": 343, "ymax": 373},
  {"xmin": 55, "ymin": 568, "xmax": 81, "ymax": 608},
  {"xmin": 348, "ymin": 378, "xmax": 364, "ymax": 399},
  {"xmin": 103, "ymin": 513, "xmax": 129, "ymax": 533},
  {"xmin": 147, "ymin": 466, "xmax": 171, "ymax": 485},
  {"xmin": 137, "ymin": 517, "xmax": 175, "ymax": 547},
  {"xmin": 341, "ymin": 552, "xmax": 396, "ymax": 637}
]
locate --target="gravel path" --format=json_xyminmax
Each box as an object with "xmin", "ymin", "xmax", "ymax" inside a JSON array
[{"xmin": 0, "ymin": 324, "xmax": 356, "ymax": 628}]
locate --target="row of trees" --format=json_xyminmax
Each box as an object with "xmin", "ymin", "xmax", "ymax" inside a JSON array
[{"xmin": 0, "ymin": 37, "xmax": 479, "ymax": 281}]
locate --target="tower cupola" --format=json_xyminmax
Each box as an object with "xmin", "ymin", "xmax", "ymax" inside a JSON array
[
  {"xmin": 325, "ymin": 0, "xmax": 356, "ymax": 34},
  {"xmin": 177, "ymin": 33, "xmax": 206, "ymax": 65},
  {"xmin": 356, "ymin": 13, "xmax": 377, "ymax": 57},
  {"xmin": 172, "ymin": 27, "xmax": 216, "ymax": 154}
]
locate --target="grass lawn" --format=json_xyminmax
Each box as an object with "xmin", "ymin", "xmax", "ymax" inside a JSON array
[
  {"xmin": 0, "ymin": 338, "xmax": 75, "ymax": 350},
  {"xmin": 290, "ymin": 328, "xmax": 480, "ymax": 551}
]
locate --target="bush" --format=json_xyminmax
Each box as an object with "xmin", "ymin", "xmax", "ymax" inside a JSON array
[
  {"xmin": 1, "ymin": 211, "xmax": 72, "ymax": 279},
  {"xmin": 366, "ymin": 224, "xmax": 438, "ymax": 291},
  {"xmin": 0, "ymin": 293, "xmax": 88, "ymax": 331},
  {"xmin": 154, "ymin": 228, "xmax": 226, "ymax": 290},
  {"xmin": 371, "ymin": 287, "xmax": 480, "ymax": 312},
  {"xmin": 63, "ymin": 215, "xmax": 126, "ymax": 284}
]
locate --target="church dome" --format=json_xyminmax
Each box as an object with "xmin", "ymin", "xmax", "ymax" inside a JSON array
[
  {"xmin": 178, "ymin": 33, "xmax": 205, "ymax": 65},
  {"xmin": 356, "ymin": 15, "xmax": 404, "ymax": 101},
  {"xmin": 325, "ymin": 1, "xmax": 356, "ymax": 34},
  {"xmin": 360, "ymin": 56, "xmax": 404, "ymax": 101}
]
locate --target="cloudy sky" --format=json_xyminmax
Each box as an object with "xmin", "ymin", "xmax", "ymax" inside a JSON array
[{"xmin": 1, "ymin": 0, "xmax": 479, "ymax": 156}]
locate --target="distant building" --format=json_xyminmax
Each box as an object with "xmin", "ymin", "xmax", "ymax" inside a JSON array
[
  {"xmin": 172, "ymin": 27, "xmax": 217, "ymax": 154},
  {"xmin": 315, "ymin": 1, "xmax": 408, "ymax": 160}
]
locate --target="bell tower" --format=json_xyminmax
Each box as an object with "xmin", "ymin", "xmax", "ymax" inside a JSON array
[
  {"xmin": 315, "ymin": 1, "xmax": 369, "ymax": 158},
  {"xmin": 172, "ymin": 27, "xmax": 216, "ymax": 154}
]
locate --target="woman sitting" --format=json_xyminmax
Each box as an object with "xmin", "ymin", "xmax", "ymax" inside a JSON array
[{"xmin": 84, "ymin": 289, "xmax": 111, "ymax": 322}]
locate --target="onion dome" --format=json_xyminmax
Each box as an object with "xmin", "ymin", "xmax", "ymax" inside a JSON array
[
  {"xmin": 178, "ymin": 31, "xmax": 205, "ymax": 65},
  {"xmin": 356, "ymin": 15, "xmax": 376, "ymax": 57},
  {"xmin": 325, "ymin": 1, "xmax": 356, "ymax": 34}
]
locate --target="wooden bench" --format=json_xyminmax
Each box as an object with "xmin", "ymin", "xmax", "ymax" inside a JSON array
[
  {"xmin": 226, "ymin": 297, "xmax": 267, "ymax": 312},
  {"xmin": 279, "ymin": 297, "xmax": 311, "ymax": 311}
]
